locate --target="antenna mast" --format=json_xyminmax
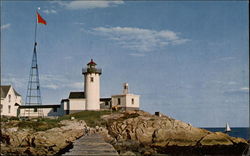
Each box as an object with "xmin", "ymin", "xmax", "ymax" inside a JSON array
[{"xmin": 24, "ymin": 8, "xmax": 43, "ymax": 117}]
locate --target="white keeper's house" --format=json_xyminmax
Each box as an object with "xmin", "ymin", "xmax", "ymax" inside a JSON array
[
  {"xmin": 2, "ymin": 59, "xmax": 140, "ymax": 117},
  {"xmin": 0, "ymin": 85, "xmax": 22, "ymax": 116}
]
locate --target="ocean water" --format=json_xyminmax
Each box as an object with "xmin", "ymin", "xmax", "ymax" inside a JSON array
[{"xmin": 202, "ymin": 127, "xmax": 250, "ymax": 140}]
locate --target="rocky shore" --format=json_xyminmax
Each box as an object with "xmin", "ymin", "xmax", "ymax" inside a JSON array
[
  {"xmin": 1, "ymin": 120, "xmax": 86, "ymax": 155},
  {"xmin": 100, "ymin": 110, "xmax": 249, "ymax": 155},
  {"xmin": 1, "ymin": 110, "xmax": 249, "ymax": 155}
]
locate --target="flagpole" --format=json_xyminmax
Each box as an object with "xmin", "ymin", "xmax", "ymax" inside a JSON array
[
  {"xmin": 34, "ymin": 13, "xmax": 37, "ymax": 46},
  {"xmin": 34, "ymin": 8, "xmax": 39, "ymax": 47}
]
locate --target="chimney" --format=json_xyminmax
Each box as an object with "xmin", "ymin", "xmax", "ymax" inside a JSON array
[{"xmin": 123, "ymin": 83, "xmax": 129, "ymax": 94}]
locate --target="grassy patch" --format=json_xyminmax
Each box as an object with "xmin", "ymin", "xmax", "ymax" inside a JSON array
[
  {"xmin": 1, "ymin": 110, "xmax": 114, "ymax": 131},
  {"xmin": 17, "ymin": 118, "xmax": 62, "ymax": 131},
  {"xmin": 1, "ymin": 117, "xmax": 63, "ymax": 131},
  {"xmin": 58, "ymin": 110, "xmax": 113, "ymax": 127},
  {"xmin": 0, "ymin": 116, "xmax": 19, "ymax": 122}
]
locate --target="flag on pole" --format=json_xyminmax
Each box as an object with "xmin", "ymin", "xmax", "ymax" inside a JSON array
[{"xmin": 36, "ymin": 12, "xmax": 47, "ymax": 25}]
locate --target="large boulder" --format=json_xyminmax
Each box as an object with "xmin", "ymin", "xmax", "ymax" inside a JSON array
[
  {"xmin": 106, "ymin": 111, "xmax": 210, "ymax": 146},
  {"xmin": 199, "ymin": 132, "xmax": 234, "ymax": 146},
  {"xmin": 0, "ymin": 120, "xmax": 86, "ymax": 155},
  {"xmin": 104, "ymin": 110, "xmax": 248, "ymax": 155}
]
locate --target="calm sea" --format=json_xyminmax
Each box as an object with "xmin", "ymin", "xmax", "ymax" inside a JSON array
[{"xmin": 202, "ymin": 127, "xmax": 250, "ymax": 140}]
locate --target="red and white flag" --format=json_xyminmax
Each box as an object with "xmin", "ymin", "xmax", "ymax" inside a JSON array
[{"xmin": 36, "ymin": 12, "xmax": 47, "ymax": 25}]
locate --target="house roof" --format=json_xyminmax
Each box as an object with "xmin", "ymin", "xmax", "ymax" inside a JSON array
[
  {"xmin": 19, "ymin": 104, "xmax": 61, "ymax": 108},
  {"xmin": 61, "ymin": 99, "xmax": 69, "ymax": 102},
  {"xmin": 87, "ymin": 59, "xmax": 97, "ymax": 66},
  {"xmin": 0, "ymin": 85, "xmax": 10, "ymax": 98},
  {"xmin": 111, "ymin": 93, "xmax": 140, "ymax": 97},
  {"xmin": 13, "ymin": 88, "xmax": 21, "ymax": 96},
  {"xmin": 100, "ymin": 98, "xmax": 111, "ymax": 102},
  {"xmin": 69, "ymin": 92, "xmax": 85, "ymax": 99},
  {"xmin": 0, "ymin": 85, "xmax": 21, "ymax": 98}
]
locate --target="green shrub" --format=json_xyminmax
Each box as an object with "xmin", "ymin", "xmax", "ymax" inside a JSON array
[
  {"xmin": 0, "ymin": 117, "xmax": 9, "ymax": 122},
  {"xmin": 9, "ymin": 117, "xmax": 19, "ymax": 121},
  {"xmin": 0, "ymin": 116, "xmax": 19, "ymax": 122}
]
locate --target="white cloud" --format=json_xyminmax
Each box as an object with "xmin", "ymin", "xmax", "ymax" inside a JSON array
[
  {"xmin": 224, "ymin": 87, "xmax": 249, "ymax": 96},
  {"xmin": 74, "ymin": 22, "xmax": 85, "ymax": 25},
  {"xmin": 43, "ymin": 84, "xmax": 59, "ymax": 90},
  {"xmin": 2, "ymin": 76, "xmax": 26, "ymax": 89},
  {"xmin": 63, "ymin": 56, "xmax": 73, "ymax": 60},
  {"xmin": 1, "ymin": 23, "xmax": 11, "ymax": 30},
  {"xmin": 51, "ymin": 10, "xmax": 57, "ymax": 13},
  {"xmin": 92, "ymin": 27, "xmax": 189, "ymax": 52},
  {"xmin": 219, "ymin": 57, "xmax": 235, "ymax": 61},
  {"xmin": 43, "ymin": 9, "xmax": 57, "ymax": 14},
  {"xmin": 129, "ymin": 53, "xmax": 145, "ymax": 57},
  {"xmin": 43, "ymin": 10, "xmax": 49, "ymax": 14},
  {"xmin": 40, "ymin": 74, "xmax": 63, "ymax": 82},
  {"xmin": 53, "ymin": 0, "xmax": 124, "ymax": 10},
  {"xmin": 213, "ymin": 80, "xmax": 237, "ymax": 85},
  {"xmin": 40, "ymin": 74, "xmax": 84, "ymax": 90},
  {"xmin": 2, "ymin": 73, "xmax": 84, "ymax": 102},
  {"xmin": 69, "ymin": 82, "xmax": 84, "ymax": 90},
  {"xmin": 240, "ymin": 87, "xmax": 249, "ymax": 91},
  {"xmin": 212, "ymin": 56, "xmax": 236, "ymax": 63},
  {"xmin": 228, "ymin": 81, "xmax": 237, "ymax": 85}
]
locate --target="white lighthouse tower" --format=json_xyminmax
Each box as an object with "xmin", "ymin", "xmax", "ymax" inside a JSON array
[{"xmin": 82, "ymin": 59, "xmax": 102, "ymax": 110}]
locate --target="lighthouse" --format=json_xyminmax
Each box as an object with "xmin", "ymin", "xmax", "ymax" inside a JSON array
[{"xmin": 82, "ymin": 59, "xmax": 102, "ymax": 110}]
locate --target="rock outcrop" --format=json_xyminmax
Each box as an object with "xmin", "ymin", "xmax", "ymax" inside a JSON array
[
  {"xmin": 1, "ymin": 111, "xmax": 248, "ymax": 155},
  {"xmin": 102, "ymin": 110, "xmax": 248, "ymax": 155},
  {"xmin": 0, "ymin": 120, "xmax": 86, "ymax": 155}
]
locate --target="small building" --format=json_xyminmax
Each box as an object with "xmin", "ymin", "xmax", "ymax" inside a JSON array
[
  {"xmin": 67, "ymin": 91, "xmax": 86, "ymax": 113},
  {"xmin": 0, "ymin": 85, "xmax": 22, "ymax": 117},
  {"xmin": 111, "ymin": 83, "xmax": 140, "ymax": 111},
  {"xmin": 61, "ymin": 99, "xmax": 70, "ymax": 115},
  {"xmin": 18, "ymin": 104, "xmax": 63, "ymax": 117},
  {"xmin": 100, "ymin": 98, "xmax": 112, "ymax": 110}
]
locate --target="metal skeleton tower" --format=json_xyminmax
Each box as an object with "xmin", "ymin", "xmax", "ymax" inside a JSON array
[
  {"xmin": 25, "ymin": 42, "xmax": 42, "ymax": 106},
  {"xmin": 25, "ymin": 10, "xmax": 44, "ymax": 117}
]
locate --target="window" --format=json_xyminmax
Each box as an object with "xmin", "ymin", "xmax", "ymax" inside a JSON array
[
  {"xmin": 105, "ymin": 102, "xmax": 109, "ymax": 106},
  {"xmin": 8, "ymin": 95, "xmax": 11, "ymax": 103},
  {"xmin": 90, "ymin": 77, "xmax": 94, "ymax": 82},
  {"xmin": 53, "ymin": 107, "xmax": 57, "ymax": 112},
  {"xmin": 118, "ymin": 98, "xmax": 121, "ymax": 105},
  {"xmin": 34, "ymin": 108, "xmax": 37, "ymax": 112},
  {"xmin": 0, "ymin": 104, "xmax": 2, "ymax": 112},
  {"xmin": 132, "ymin": 98, "xmax": 134, "ymax": 105},
  {"xmin": 66, "ymin": 110, "xmax": 69, "ymax": 114},
  {"xmin": 8, "ymin": 105, "xmax": 11, "ymax": 113}
]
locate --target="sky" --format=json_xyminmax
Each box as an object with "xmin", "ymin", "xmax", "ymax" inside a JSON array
[{"xmin": 1, "ymin": 1, "xmax": 249, "ymax": 127}]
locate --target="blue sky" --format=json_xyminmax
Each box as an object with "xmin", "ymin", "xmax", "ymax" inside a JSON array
[{"xmin": 1, "ymin": 1, "xmax": 249, "ymax": 127}]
